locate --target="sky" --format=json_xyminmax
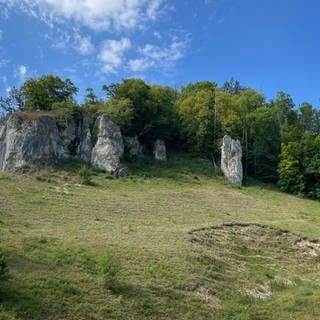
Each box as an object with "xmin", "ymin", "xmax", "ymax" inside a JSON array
[{"xmin": 0, "ymin": 0, "xmax": 320, "ymax": 106}]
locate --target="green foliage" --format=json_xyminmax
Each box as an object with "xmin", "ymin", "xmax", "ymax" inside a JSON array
[
  {"xmin": 76, "ymin": 165, "xmax": 93, "ymax": 185},
  {"xmin": 278, "ymin": 142, "xmax": 305, "ymax": 194},
  {"xmin": 221, "ymin": 77, "xmax": 246, "ymax": 94},
  {"xmin": 180, "ymin": 80, "xmax": 217, "ymax": 100},
  {"xmin": 0, "ymin": 249, "xmax": 9, "ymax": 280},
  {"xmin": 178, "ymin": 88, "xmax": 218, "ymax": 156},
  {"xmin": 103, "ymin": 78, "xmax": 179, "ymax": 146},
  {"xmin": 104, "ymin": 97, "xmax": 134, "ymax": 130},
  {"xmin": 99, "ymin": 250, "xmax": 121, "ymax": 289},
  {"xmin": 2, "ymin": 73, "xmax": 320, "ymax": 199},
  {"xmin": 21, "ymin": 75, "xmax": 78, "ymax": 111},
  {"xmin": 246, "ymin": 106, "xmax": 280, "ymax": 181}
]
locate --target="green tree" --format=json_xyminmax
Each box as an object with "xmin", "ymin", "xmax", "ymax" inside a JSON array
[
  {"xmin": 105, "ymin": 97, "xmax": 134, "ymax": 130},
  {"xmin": 21, "ymin": 75, "xmax": 78, "ymax": 111},
  {"xmin": 84, "ymin": 88, "xmax": 99, "ymax": 104},
  {"xmin": 221, "ymin": 77, "xmax": 246, "ymax": 95},
  {"xmin": 278, "ymin": 142, "xmax": 305, "ymax": 195},
  {"xmin": 103, "ymin": 79, "xmax": 179, "ymax": 146},
  {"xmin": 246, "ymin": 106, "xmax": 280, "ymax": 181},
  {"xmin": 178, "ymin": 89, "xmax": 219, "ymax": 159},
  {"xmin": 300, "ymin": 134, "xmax": 320, "ymax": 198},
  {"xmin": 180, "ymin": 81, "xmax": 217, "ymax": 100}
]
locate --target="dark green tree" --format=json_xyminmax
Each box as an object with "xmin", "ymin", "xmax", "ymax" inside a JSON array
[{"xmin": 221, "ymin": 77, "xmax": 246, "ymax": 95}]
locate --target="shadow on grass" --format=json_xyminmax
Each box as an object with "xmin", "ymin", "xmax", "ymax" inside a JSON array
[{"xmin": 123, "ymin": 152, "xmax": 222, "ymax": 184}]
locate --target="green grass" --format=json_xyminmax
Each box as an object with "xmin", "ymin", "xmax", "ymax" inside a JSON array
[{"xmin": 0, "ymin": 152, "xmax": 319, "ymax": 319}]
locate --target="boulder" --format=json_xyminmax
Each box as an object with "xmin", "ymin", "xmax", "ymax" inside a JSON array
[
  {"xmin": 91, "ymin": 114, "xmax": 124, "ymax": 172},
  {"xmin": 153, "ymin": 139, "xmax": 167, "ymax": 161},
  {"xmin": 221, "ymin": 135, "xmax": 243, "ymax": 186},
  {"xmin": 123, "ymin": 136, "xmax": 143, "ymax": 157}
]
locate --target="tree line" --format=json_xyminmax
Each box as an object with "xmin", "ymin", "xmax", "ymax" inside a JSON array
[{"xmin": 1, "ymin": 75, "xmax": 320, "ymax": 199}]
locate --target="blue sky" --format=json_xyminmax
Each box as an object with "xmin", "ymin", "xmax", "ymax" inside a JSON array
[{"xmin": 0, "ymin": 0, "xmax": 319, "ymax": 106}]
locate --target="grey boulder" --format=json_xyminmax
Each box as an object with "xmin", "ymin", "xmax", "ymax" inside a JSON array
[
  {"xmin": 153, "ymin": 139, "xmax": 167, "ymax": 161},
  {"xmin": 123, "ymin": 135, "xmax": 143, "ymax": 157},
  {"xmin": 221, "ymin": 135, "xmax": 243, "ymax": 186}
]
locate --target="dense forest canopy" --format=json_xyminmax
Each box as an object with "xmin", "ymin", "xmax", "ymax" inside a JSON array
[{"xmin": 1, "ymin": 75, "xmax": 320, "ymax": 199}]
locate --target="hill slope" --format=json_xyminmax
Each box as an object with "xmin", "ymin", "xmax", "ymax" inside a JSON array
[{"xmin": 0, "ymin": 154, "xmax": 320, "ymax": 319}]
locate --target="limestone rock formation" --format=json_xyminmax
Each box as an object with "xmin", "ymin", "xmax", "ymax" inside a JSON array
[
  {"xmin": 91, "ymin": 114, "xmax": 124, "ymax": 172},
  {"xmin": 0, "ymin": 112, "xmax": 93, "ymax": 172},
  {"xmin": 0, "ymin": 114, "xmax": 58, "ymax": 172},
  {"xmin": 153, "ymin": 139, "xmax": 167, "ymax": 161},
  {"xmin": 123, "ymin": 136, "xmax": 143, "ymax": 157},
  {"xmin": 221, "ymin": 135, "xmax": 243, "ymax": 186},
  {"xmin": 56, "ymin": 112, "xmax": 93, "ymax": 162}
]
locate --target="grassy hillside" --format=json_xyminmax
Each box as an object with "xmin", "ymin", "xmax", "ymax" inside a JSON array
[{"xmin": 0, "ymin": 154, "xmax": 319, "ymax": 320}]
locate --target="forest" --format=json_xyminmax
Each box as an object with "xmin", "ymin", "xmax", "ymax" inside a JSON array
[{"xmin": 1, "ymin": 75, "xmax": 320, "ymax": 199}]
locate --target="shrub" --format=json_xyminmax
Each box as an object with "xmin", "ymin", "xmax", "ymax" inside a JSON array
[
  {"xmin": 76, "ymin": 165, "xmax": 93, "ymax": 185},
  {"xmin": 99, "ymin": 250, "xmax": 121, "ymax": 289}
]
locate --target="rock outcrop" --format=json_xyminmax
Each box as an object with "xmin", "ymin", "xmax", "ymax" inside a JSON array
[
  {"xmin": 0, "ymin": 114, "xmax": 58, "ymax": 172},
  {"xmin": 0, "ymin": 112, "xmax": 93, "ymax": 172},
  {"xmin": 123, "ymin": 136, "xmax": 143, "ymax": 157},
  {"xmin": 91, "ymin": 114, "xmax": 124, "ymax": 172},
  {"xmin": 221, "ymin": 135, "xmax": 243, "ymax": 186},
  {"xmin": 153, "ymin": 139, "xmax": 167, "ymax": 161}
]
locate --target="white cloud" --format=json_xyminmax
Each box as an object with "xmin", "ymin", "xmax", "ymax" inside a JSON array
[
  {"xmin": 128, "ymin": 38, "xmax": 188, "ymax": 73},
  {"xmin": 128, "ymin": 58, "xmax": 153, "ymax": 73},
  {"xmin": 47, "ymin": 30, "xmax": 94, "ymax": 55},
  {"xmin": 0, "ymin": 7, "xmax": 9, "ymax": 20},
  {"xmin": 153, "ymin": 31, "xmax": 162, "ymax": 39},
  {"xmin": 15, "ymin": 65, "xmax": 28, "ymax": 82},
  {"xmin": 0, "ymin": 59, "xmax": 10, "ymax": 68},
  {"xmin": 0, "ymin": 75, "xmax": 7, "ymax": 84},
  {"xmin": 74, "ymin": 34, "xmax": 94, "ymax": 55},
  {"xmin": 2, "ymin": 0, "xmax": 165, "ymax": 31},
  {"xmin": 146, "ymin": 0, "xmax": 163, "ymax": 20},
  {"xmin": 98, "ymin": 38, "xmax": 131, "ymax": 73}
]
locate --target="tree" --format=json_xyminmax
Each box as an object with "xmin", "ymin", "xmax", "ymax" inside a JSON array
[
  {"xmin": 180, "ymin": 81, "xmax": 217, "ymax": 100},
  {"xmin": 105, "ymin": 97, "xmax": 134, "ymax": 130},
  {"xmin": 84, "ymin": 88, "xmax": 99, "ymax": 104},
  {"xmin": 177, "ymin": 89, "xmax": 219, "ymax": 159},
  {"xmin": 221, "ymin": 77, "xmax": 246, "ymax": 95},
  {"xmin": 278, "ymin": 142, "xmax": 305, "ymax": 195},
  {"xmin": 270, "ymin": 91, "xmax": 295, "ymax": 133},
  {"xmin": 103, "ymin": 79, "xmax": 179, "ymax": 146},
  {"xmin": 0, "ymin": 87, "xmax": 25, "ymax": 114},
  {"xmin": 21, "ymin": 75, "xmax": 78, "ymax": 111},
  {"xmin": 246, "ymin": 106, "xmax": 280, "ymax": 181},
  {"xmin": 298, "ymin": 102, "xmax": 320, "ymax": 136}
]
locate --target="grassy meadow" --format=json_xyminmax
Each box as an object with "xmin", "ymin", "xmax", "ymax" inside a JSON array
[{"xmin": 0, "ymin": 153, "xmax": 319, "ymax": 319}]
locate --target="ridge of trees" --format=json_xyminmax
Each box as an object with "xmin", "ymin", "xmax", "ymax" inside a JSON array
[{"xmin": 1, "ymin": 75, "xmax": 320, "ymax": 199}]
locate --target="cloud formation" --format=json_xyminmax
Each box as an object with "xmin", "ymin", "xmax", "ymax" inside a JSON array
[
  {"xmin": 98, "ymin": 38, "xmax": 131, "ymax": 73},
  {"xmin": 129, "ymin": 39, "xmax": 188, "ymax": 73},
  {"xmin": 14, "ymin": 65, "xmax": 27, "ymax": 82},
  {"xmin": 2, "ymin": 0, "xmax": 164, "ymax": 31}
]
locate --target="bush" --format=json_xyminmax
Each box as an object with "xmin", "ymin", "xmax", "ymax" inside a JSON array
[
  {"xmin": 0, "ymin": 249, "xmax": 9, "ymax": 280},
  {"xmin": 76, "ymin": 165, "xmax": 93, "ymax": 185},
  {"xmin": 99, "ymin": 250, "xmax": 121, "ymax": 289}
]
